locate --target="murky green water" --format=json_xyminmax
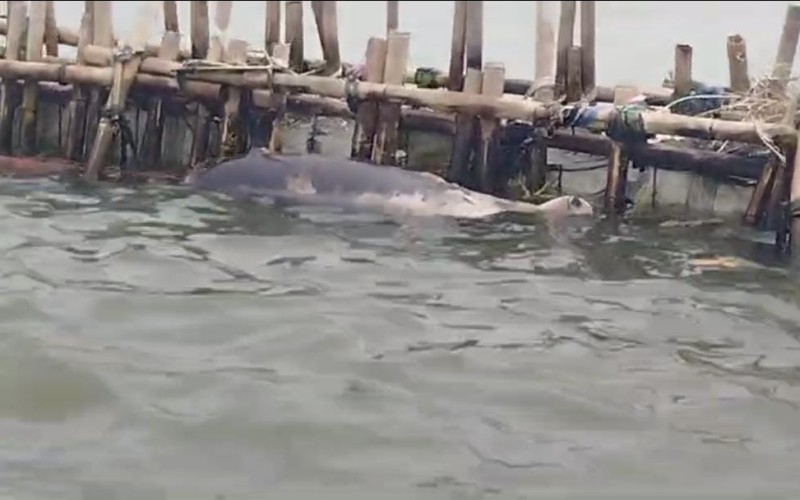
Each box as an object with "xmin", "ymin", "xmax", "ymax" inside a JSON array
[{"xmin": 1, "ymin": 173, "xmax": 799, "ymax": 498}]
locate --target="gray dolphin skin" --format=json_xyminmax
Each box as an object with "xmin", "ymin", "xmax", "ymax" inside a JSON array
[{"xmin": 188, "ymin": 148, "xmax": 595, "ymax": 219}]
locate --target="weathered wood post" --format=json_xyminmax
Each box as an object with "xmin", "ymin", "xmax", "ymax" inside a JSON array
[
  {"xmin": 140, "ymin": 31, "xmax": 182, "ymax": 168},
  {"xmin": 83, "ymin": 1, "xmax": 113, "ymax": 158},
  {"xmin": 163, "ymin": 0, "xmax": 179, "ymax": 32},
  {"xmin": 565, "ymin": 45, "xmax": 582, "ymax": 102},
  {"xmin": 219, "ymin": 39, "xmax": 249, "ymax": 158},
  {"xmin": 603, "ymin": 86, "xmax": 639, "ymax": 214},
  {"xmin": 447, "ymin": 68, "xmax": 482, "ymax": 185},
  {"xmin": 464, "ymin": 0, "xmax": 483, "ymax": 72},
  {"xmin": 44, "ymin": 0, "xmax": 59, "ymax": 57},
  {"xmin": 311, "ymin": 0, "xmax": 341, "ymax": 75},
  {"xmin": 386, "ymin": 0, "xmax": 398, "ymax": 34},
  {"xmin": 771, "ymin": 3, "xmax": 800, "ymax": 88},
  {"xmin": 64, "ymin": 11, "xmax": 93, "ymax": 161},
  {"xmin": 189, "ymin": 0, "xmax": 211, "ymax": 167}
]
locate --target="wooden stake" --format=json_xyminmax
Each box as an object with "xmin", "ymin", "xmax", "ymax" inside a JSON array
[
  {"xmin": 448, "ymin": 0, "xmax": 467, "ymax": 92},
  {"xmin": 285, "ymin": 1, "xmax": 304, "ymax": 71},
  {"xmin": 727, "ymin": 34, "xmax": 749, "ymax": 93},
  {"xmin": 555, "ymin": 0, "xmax": 576, "ymax": 98},
  {"xmin": 20, "ymin": 0, "xmax": 47, "ymax": 155},
  {"xmin": 789, "ymin": 130, "xmax": 800, "ymax": 258},
  {"xmin": 265, "ymin": 0, "xmax": 280, "ymax": 55},
  {"xmin": 266, "ymin": 42, "xmax": 289, "ymax": 153},
  {"xmin": 580, "ymin": 0, "xmax": 595, "ymax": 95},
  {"xmin": 674, "ymin": 44, "xmax": 693, "ymax": 97},
  {"xmin": 772, "ymin": 3, "xmax": 800, "ymax": 86},
  {"xmin": 191, "ymin": 1, "xmax": 210, "ymax": 59},
  {"xmin": 476, "ymin": 61, "xmax": 505, "ymax": 193},
  {"xmin": 464, "ymin": 0, "xmax": 483, "ymax": 71},
  {"xmin": 83, "ymin": 1, "xmax": 113, "ymax": 159},
  {"xmin": 0, "ymin": 1, "xmax": 26, "ymax": 154},
  {"xmin": 92, "ymin": 1, "xmax": 113, "ymax": 47},
  {"xmin": 447, "ymin": 67, "xmax": 482, "ymax": 186},
  {"xmin": 604, "ymin": 87, "xmax": 636, "ymax": 214},
  {"xmin": 352, "ymin": 37, "xmax": 387, "ymax": 161},
  {"xmin": 386, "ymin": 0, "xmax": 398, "ymax": 34},
  {"xmin": 565, "ymin": 45, "xmax": 582, "ymax": 102},
  {"xmin": 372, "ymin": 31, "xmax": 410, "ymax": 165}
]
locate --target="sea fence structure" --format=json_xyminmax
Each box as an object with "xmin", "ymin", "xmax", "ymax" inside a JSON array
[{"xmin": 1, "ymin": 1, "xmax": 800, "ymax": 254}]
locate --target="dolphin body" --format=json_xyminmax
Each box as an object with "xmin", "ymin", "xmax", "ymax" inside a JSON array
[{"xmin": 187, "ymin": 148, "xmax": 594, "ymax": 220}]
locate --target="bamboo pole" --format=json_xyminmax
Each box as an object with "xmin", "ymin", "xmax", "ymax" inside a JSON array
[
  {"xmin": 83, "ymin": 1, "xmax": 113, "ymax": 162},
  {"xmin": 285, "ymin": 1, "xmax": 304, "ymax": 71},
  {"xmin": 386, "ymin": 0, "xmax": 398, "ymax": 34},
  {"xmin": 140, "ymin": 31, "xmax": 182, "ymax": 167},
  {"xmin": 789, "ymin": 130, "xmax": 800, "ymax": 257},
  {"xmin": 20, "ymin": 0, "xmax": 47, "ymax": 155},
  {"xmin": 92, "ymin": 1, "xmax": 112, "ymax": 47},
  {"xmin": 447, "ymin": 67, "xmax": 481, "ymax": 185},
  {"xmin": 352, "ymin": 37, "xmax": 387, "ymax": 161},
  {"xmin": 476, "ymin": 62, "xmax": 505, "ymax": 192},
  {"xmin": 64, "ymin": 12, "xmax": 93, "ymax": 161},
  {"xmin": 448, "ymin": 0, "xmax": 467, "ymax": 92},
  {"xmin": 565, "ymin": 45, "xmax": 582, "ymax": 102},
  {"xmin": 372, "ymin": 30, "xmax": 410, "ymax": 165},
  {"xmin": 771, "ymin": 3, "xmax": 800, "ymax": 86},
  {"xmin": 311, "ymin": 0, "xmax": 341, "ymax": 76},
  {"xmin": 464, "ymin": 0, "xmax": 483, "ymax": 71},
  {"xmin": 219, "ymin": 39, "xmax": 249, "ymax": 158},
  {"xmin": 555, "ymin": 0, "xmax": 576, "ymax": 97},
  {"xmin": 534, "ymin": 0, "xmax": 556, "ymax": 101},
  {"xmin": 266, "ymin": 42, "xmax": 290, "ymax": 153},
  {"xmin": 0, "ymin": 1, "xmax": 25, "ymax": 154},
  {"xmin": 265, "ymin": 1, "xmax": 280, "ymax": 55},
  {"xmin": 191, "ymin": 1, "xmax": 210, "ymax": 59},
  {"xmin": 44, "ymin": 0, "xmax": 59, "ymax": 57},
  {"xmin": 579, "ymin": 0, "xmax": 595, "ymax": 95},
  {"xmin": 727, "ymin": 34, "xmax": 749, "ymax": 93},
  {"xmin": 209, "ymin": 0, "xmax": 233, "ymax": 62},
  {"xmin": 604, "ymin": 87, "xmax": 635, "ymax": 214},
  {"xmin": 674, "ymin": 44, "xmax": 693, "ymax": 97},
  {"xmin": 163, "ymin": 0, "xmax": 179, "ymax": 32}
]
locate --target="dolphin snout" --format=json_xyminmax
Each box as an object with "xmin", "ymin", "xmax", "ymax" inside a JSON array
[{"xmin": 568, "ymin": 196, "xmax": 594, "ymax": 217}]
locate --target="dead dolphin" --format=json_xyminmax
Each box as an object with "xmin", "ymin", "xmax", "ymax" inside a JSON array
[{"xmin": 187, "ymin": 148, "xmax": 595, "ymax": 219}]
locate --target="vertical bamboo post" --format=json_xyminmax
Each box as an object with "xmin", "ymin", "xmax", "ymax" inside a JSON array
[
  {"xmin": 219, "ymin": 39, "xmax": 249, "ymax": 158},
  {"xmin": 311, "ymin": 0, "xmax": 341, "ymax": 74},
  {"xmin": 189, "ymin": 0, "xmax": 211, "ymax": 167},
  {"xmin": 446, "ymin": 68, "xmax": 482, "ymax": 186},
  {"xmin": 351, "ymin": 37, "xmax": 387, "ymax": 161},
  {"xmin": 464, "ymin": 0, "xmax": 483, "ymax": 71},
  {"xmin": 83, "ymin": 1, "xmax": 113, "ymax": 157},
  {"xmin": 565, "ymin": 45, "xmax": 582, "ymax": 102},
  {"xmin": 163, "ymin": 0, "xmax": 179, "ymax": 32},
  {"xmin": 673, "ymin": 44, "xmax": 693, "ymax": 97},
  {"xmin": 140, "ymin": 31, "xmax": 182, "ymax": 167},
  {"xmin": 64, "ymin": 11, "xmax": 93, "ymax": 161},
  {"xmin": 386, "ymin": 0, "xmax": 398, "ymax": 34},
  {"xmin": 0, "ymin": 1, "xmax": 26, "ymax": 154},
  {"xmin": 19, "ymin": 0, "xmax": 47, "ymax": 156},
  {"xmin": 371, "ymin": 30, "xmax": 410, "ymax": 166},
  {"xmin": 604, "ymin": 87, "xmax": 636, "ymax": 215},
  {"xmin": 555, "ymin": 0, "xmax": 576, "ymax": 98},
  {"xmin": 191, "ymin": 1, "xmax": 210, "ymax": 59},
  {"xmin": 285, "ymin": 1, "xmax": 304, "ymax": 71},
  {"xmin": 772, "ymin": 4, "xmax": 800, "ymax": 87},
  {"xmin": 580, "ymin": 0, "xmax": 595, "ymax": 95},
  {"xmin": 209, "ymin": 1, "xmax": 233, "ymax": 62},
  {"xmin": 534, "ymin": 0, "xmax": 556, "ymax": 101},
  {"xmin": 44, "ymin": 0, "xmax": 59, "ymax": 57},
  {"xmin": 266, "ymin": 42, "xmax": 290, "ymax": 153},
  {"xmin": 448, "ymin": 0, "xmax": 467, "ymax": 92},
  {"xmin": 265, "ymin": 0, "xmax": 280, "ymax": 55},
  {"xmin": 476, "ymin": 62, "xmax": 505, "ymax": 193},
  {"xmin": 727, "ymin": 34, "xmax": 749, "ymax": 93},
  {"xmin": 85, "ymin": 49, "xmax": 144, "ymax": 181},
  {"xmin": 764, "ymin": 97, "xmax": 798, "ymax": 231}
]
